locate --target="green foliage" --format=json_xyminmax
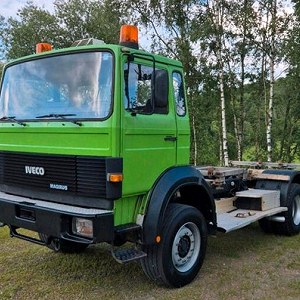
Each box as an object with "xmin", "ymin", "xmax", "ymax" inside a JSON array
[
  {"xmin": 0, "ymin": 0, "xmax": 126, "ymax": 60},
  {"xmin": 0, "ymin": 3, "xmax": 65, "ymax": 59},
  {"xmin": 128, "ymin": 0, "xmax": 298, "ymax": 164},
  {"xmin": 0, "ymin": 15, "xmax": 6, "ymax": 60},
  {"xmin": 0, "ymin": 62, "xmax": 3, "ymax": 80},
  {"xmin": 54, "ymin": 0, "xmax": 123, "ymax": 45}
]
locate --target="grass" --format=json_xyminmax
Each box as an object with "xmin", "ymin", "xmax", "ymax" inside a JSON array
[{"xmin": 0, "ymin": 224, "xmax": 299, "ymax": 300}]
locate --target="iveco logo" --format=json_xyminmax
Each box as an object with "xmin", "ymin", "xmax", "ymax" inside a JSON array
[{"xmin": 25, "ymin": 166, "xmax": 45, "ymax": 176}]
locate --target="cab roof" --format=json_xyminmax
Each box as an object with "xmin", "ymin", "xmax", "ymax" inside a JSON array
[{"xmin": 5, "ymin": 43, "xmax": 183, "ymax": 69}]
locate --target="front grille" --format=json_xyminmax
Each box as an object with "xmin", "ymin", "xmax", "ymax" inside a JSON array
[
  {"xmin": 0, "ymin": 151, "xmax": 122, "ymax": 200},
  {"xmin": 77, "ymin": 157, "xmax": 107, "ymax": 197}
]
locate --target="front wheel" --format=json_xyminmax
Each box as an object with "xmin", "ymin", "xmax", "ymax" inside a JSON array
[{"xmin": 141, "ymin": 203, "xmax": 208, "ymax": 287}]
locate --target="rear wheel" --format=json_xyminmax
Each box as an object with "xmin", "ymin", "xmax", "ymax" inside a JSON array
[
  {"xmin": 259, "ymin": 183, "xmax": 300, "ymax": 236},
  {"xmin": 274, "ymin": 183, "xmax": 300, "ymax": 235},
  {"xmin": 141, "ymin": 203, "xmax": 207, "ymax": 287},
  {"xmin": 39, "ymin": 233, "xmax": 89, "ymax": 253}
]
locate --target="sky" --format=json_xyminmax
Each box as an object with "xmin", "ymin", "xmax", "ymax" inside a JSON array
[{"xmin": 1, "ymin": 0, "xmax": 54, "ymax": 18}]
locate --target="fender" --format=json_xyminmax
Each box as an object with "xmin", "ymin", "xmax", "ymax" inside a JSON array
[
  {"xmin": 142, "ymin": 166, "xmax": 215, "ymax": 245},
  {"xmin": 256, "ymin": 169, "xmax": 300, "ymax": 205}
]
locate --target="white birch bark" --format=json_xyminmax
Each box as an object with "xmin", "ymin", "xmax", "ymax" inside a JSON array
[
  {"xmin": 233, "ymin": 112, "xmax": 241, "ymax": 161},
  {"xmin": 267, "ymin": 59, "xmax": 274, "ymax": 162},
  {"xmin": 219, "ymin": 137, "xmax": 223, "ymax": 166},
  {"xmin": 266, "ymin": 0, "xmax": 277, "ymax": 162},
  {"xmin": 219, "ymin": 65, "xmax": 229, "ymax": 166},
  {"xmin": 214, "ymin": 0, "xmax": 229, "ymax": 167}
]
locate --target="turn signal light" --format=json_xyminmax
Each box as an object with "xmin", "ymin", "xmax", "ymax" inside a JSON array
[
  {"xmin": 155, "ymin": 235, "xmax": 161, "ymax": 243},
  {"xmin": 36, "ymin": 43, "xmax": 52, "ymax": 54},
  {"xmin": 119, "ymin": 25, "xmax": 139, "ymax": 49},
  {"xmin": 108, "ymin": 173, "xmax": 123, "ymax": 183}
]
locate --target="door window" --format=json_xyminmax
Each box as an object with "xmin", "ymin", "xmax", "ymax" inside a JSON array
[{"xmin": 124, "ymin": 63, "xmax": 168, "ymax": 114}]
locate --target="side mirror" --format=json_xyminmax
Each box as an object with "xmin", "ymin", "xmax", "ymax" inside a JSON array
[{"xmin": 153, "ymin": 70, "xmax": 168, "ymax": 114}]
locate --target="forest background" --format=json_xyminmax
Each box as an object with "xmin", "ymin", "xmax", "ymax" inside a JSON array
[{"xmin": 1, "ymin": 0, "xmax": 300, "ymax": 166}]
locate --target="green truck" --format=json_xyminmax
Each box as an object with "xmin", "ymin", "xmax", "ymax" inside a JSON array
[{"xmin": 0, "ymin": 25, "xmax": 299, "ymax": 287}]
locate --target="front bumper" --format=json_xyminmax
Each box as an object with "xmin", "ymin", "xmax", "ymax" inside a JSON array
[{"xmin": 0, "ymin": 191, "xmax": 114, "ymax": 244}]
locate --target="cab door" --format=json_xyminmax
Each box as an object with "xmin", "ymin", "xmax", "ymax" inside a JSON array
[{"xmin": 121, "ymin": 59, "xmax": 177, "ymax": 196}]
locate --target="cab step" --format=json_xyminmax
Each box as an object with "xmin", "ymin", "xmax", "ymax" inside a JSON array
[{"xmin": 112, "ymin": 247, "xmax": 147, "ymax": 264}]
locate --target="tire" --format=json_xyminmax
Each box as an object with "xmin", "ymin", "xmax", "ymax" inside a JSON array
[
  {"xmin": 141, "ymin": 203, "xmax": 208, "ymax": 288},
  {"xmin": 258, "ymin": 183, "xmax": 300, "ymax": 236},
  {"xmin": 39, "ymin": 233, "xmax": 89, "ymax": 253},
  {"xmin": 273, "ymin": 183, "xmax": 300, "ymax": 236}
]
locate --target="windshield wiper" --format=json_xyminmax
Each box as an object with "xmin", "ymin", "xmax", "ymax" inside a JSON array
[
  {"xmin": 0, "ymin": 116, "xmax": 26, "ymax": 127},
  {"xmin": 35, "ymin": 114, "xmax": 82, "ymax": 126}
]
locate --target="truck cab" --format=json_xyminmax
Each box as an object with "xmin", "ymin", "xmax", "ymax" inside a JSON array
[{"xmin": 0, "ymin": 25, "xmax": 299, "ymax": 288}]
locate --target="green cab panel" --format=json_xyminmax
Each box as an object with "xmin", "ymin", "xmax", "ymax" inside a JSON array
[
  {"xmin": 0, "ymin": 121, "xmax": 113, "ymax": 156},
  {"xmin": 122, "ymin": 112, "xmax": 177, "ymax": 196}
]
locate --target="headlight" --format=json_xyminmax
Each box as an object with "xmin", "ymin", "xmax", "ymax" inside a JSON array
[{"xmin": 72, "ymin": 217, "xmax": 93, "ymax": 238}]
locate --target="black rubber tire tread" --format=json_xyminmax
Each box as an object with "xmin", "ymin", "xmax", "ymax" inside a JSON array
[
  {"xmin": 39, "ymin": 233, "xmax": 89, "ymax": 253},
  {"xmin": 272, "ymin": 183, "xmax": 300, "ymax": 236},
  {"xmin": 141, "ymin": 203, "xmax": 208, "ymax": 287}
]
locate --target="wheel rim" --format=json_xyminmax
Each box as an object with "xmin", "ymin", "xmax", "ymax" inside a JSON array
[
  {"xmin": 292, "ymin": 195, "xmax": 300, "ymax": 226},
  {"xmin": 172, "ymin": 222, "xmax": 201, "ymax": 273}
]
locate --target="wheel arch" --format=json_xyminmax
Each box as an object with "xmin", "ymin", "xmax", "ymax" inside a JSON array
[
  {"xmin": 142, "ymin": 166, "xmax": 216, "ymax": 245},
  {"xmin": 291, "ymin": 173, "xmax": 300, "ymax": 185},
  {"xmin": 256, "ymin": 169, "xmax": 300, "ymax": 206}
]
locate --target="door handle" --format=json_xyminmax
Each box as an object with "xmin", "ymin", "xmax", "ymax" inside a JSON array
[{"xmin": 164, "ymin": 136, "xmax": 177, "ymax": 142}]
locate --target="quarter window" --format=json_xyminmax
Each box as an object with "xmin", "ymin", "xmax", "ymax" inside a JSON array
[{"xmin": 173, "ymin": 72, "xmax": 186, "ymax": 116}]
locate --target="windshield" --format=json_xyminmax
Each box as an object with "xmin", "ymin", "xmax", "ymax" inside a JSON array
[{"xmin": 0, "ymin": 51, "xmax": 113, "ymax": 120}]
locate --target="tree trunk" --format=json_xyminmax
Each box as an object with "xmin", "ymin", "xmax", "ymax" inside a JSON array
[
  {"xmin": 192, "ymin": 114, "xmax": 197, "ymax": 166},
  {"xmin": 219, "ymin": 64, "xmax": 229, "ymax": 166},
  {"xmin": 266, "ymin": 0, "xmax": 277, "ymax": 162},
  {"xmin": 232, "ymin": 97, "xmax": 241, "ymax": 161},
  {"xmin": 237, "ymin": 0, "xmax": 249, "ymax": 161},
  {"xmin": 266, "ymin": 59, "xmax": 274, "ymax": 162},
  {"xmin": 279, "ymin": 96, "xmax": 291, "ymax": 160},
  {"xmin": 214, "ymin": 0, "xmax": 229, "ymax": 167}
]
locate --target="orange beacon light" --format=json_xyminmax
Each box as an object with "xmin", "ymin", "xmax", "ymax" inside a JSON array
[
  {"xmin": 36, "ymin": 43, "xmax": 52, "ymax": 54},
  {"xmin": 119, "ymin": 25, "xmax": 139, "ymax": 49}
]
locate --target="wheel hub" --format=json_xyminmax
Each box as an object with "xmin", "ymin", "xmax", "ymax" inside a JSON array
[
  {"xmin": 292, "ymin": 195, "xmax": 300, "ymax": 226},
  {"xmin": 172, "ymin": 222, "xmax": 201, "ymax": 273},
  {"xmin": 178, "ymin": 235, "xmax": 191, "ymax": 258}
]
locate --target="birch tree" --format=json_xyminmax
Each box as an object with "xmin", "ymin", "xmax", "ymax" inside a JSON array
[
  {"xmin": 205, "ymin": 0, "xmax": 229, "ymax": 166},
  {"xmin": 266, "ymin": 0, "xmax": 277, "ymax": 162},
  {"xmin": 127, "ymin": 0, "xmax": 208, "ymax": 164},
  {"xmin": 229, "ymin": 0, "xmax": 257, "ymax": 161}
]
